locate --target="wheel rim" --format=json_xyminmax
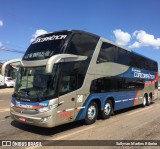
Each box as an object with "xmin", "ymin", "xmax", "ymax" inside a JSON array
[
  {"xmin": 143, "ymin": 97, "xmax": 146, "ymax": 106},
  {"xmin": 104, "ymin": 103, "xmax": 111, "ymax": 115},
  {"xmin": 148, "ymin": 96, "xmax": 151, "ymax": 104},
  {"xmin": 88, "ymin": 105, "xmax": 96, "ymax": 120}
]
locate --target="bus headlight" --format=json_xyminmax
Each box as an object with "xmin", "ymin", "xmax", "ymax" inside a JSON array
[{"xmin": 36, "ymin": 104, "xmax": 58, "ymax": 113}]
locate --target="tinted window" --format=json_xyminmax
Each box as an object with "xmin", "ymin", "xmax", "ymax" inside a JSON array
[
  {"xmin": 66, "ymin": 33, "xmax": 99, "ymax": 58},
  {"xmin": 23, "ymin": 31, "xmax": 71, "ymax": 61},
  {"xmin": 97, "ymin": 42, "xmax": 116, "ymax": 63},
  {"xmin": 116, "ymin": 48, "xmax": 131, "ymax": 66},
  {"xmin": 58, "ymin": 61, "xmax": 88, "ymax": 96},
  {"xmin": 59, "ymin": 74, "xmax": 77, "ymax": 95},
  {"xmin": 7, "ymin": 78, "xmax": 13, "ymax": 81},
  {"xmin": 90, "ymin": 77, "xmax": 144, "ymax": 93},
  {"xmin": 130, "ymin": 53, "xmax": 158, "ymax": 72},
  {"xmin": 97, "ymin": 42, "xmax": 158, "ymax": 72}
]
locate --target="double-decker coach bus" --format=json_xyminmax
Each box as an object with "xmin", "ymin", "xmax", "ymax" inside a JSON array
[{"xmin": 2, "ymin": 30, "xmax": 158, "ymax": 127}]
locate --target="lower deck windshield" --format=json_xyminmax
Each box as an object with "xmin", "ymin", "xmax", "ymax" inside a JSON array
[
  {"xmin": 14, "ymin": 61, "xmax": 88, "ymax": 102},
  {"xmin": 15, "ymin": 65, "xmax": 58, "ymax": 101}
]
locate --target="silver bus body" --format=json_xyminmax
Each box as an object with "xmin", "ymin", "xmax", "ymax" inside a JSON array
[{"xmin": 2, "ymin": 30, "xmax": 158, "ymax": 127}]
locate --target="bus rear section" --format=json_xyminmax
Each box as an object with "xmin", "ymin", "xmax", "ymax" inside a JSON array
[{"xmin": 75, "ymin": 38, "xmax": 158, "ymax": 123}]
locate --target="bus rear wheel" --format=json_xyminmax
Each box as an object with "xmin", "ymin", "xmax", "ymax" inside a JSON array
[
  {"xmin": 101, "ymin": 100, "xmax": 113, "ymax": 120},
  {"xmin": 84, "ymin": 102, "xmax": 98, "ymax": 125},
  {"xmin": 147, "ymin": 95, "xmax": 152, "ymax": 106},
  {"xmin": 142, "ymin": 95, "xmax": 147, "ymax": 107}
]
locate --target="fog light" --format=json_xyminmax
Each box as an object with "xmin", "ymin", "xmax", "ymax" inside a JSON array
[{"xmin": 41, "ymin": 116, "xmax": 51, "ymax": 122}]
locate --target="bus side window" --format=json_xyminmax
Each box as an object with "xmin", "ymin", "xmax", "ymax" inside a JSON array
[
  {"xmin": 90, "ymin": 77, "xmax": 144, "ymax": 93},
  {"xmin": 59, "ymin": 74, "xmax": 77, "ymax": 96},
  {"xmin": 66, "ymin": 33, "xmax": 98, "ymax": 58},
  {"xmin": 90, "ymin": 78, "xmax": 105, "ymax": 93},
  {"xmin": 97, "ymin": 42, "xmax": 116, "ymax": 63}
]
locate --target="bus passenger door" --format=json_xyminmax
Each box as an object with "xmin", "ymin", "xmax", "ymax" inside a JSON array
[{"xmin": 56, "ymin": 72, "xmax": 77, "ymax": 125}]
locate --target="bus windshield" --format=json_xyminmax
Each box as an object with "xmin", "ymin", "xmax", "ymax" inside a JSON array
[
  {"xmin": 23, "ymin": 31, "xmax": 71, "ymax": 61},
  {"xmin": 14, "ymin": 65, "xmax": 59, "ymax": 101}
]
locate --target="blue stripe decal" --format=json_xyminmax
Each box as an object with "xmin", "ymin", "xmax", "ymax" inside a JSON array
[
  {"xmin": 12, "ymin": 97, "xmax": 50, "ymax": 107},
  {"xmin": 76, "ymin": 91, "xmax": 137, "ymax": 120}
]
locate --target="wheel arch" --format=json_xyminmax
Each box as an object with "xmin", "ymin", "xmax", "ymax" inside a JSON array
[
  {"xmin": 75, "ymin": 97, "xmax": 101, "ymax": 121},
  {"xmin": 144, "ymin": 93, "xmax": 148, "ymax": 99},
  {"xmin": 149, "ymin": 92, "xmax": 152, "ymax": 98},
  {"xmin": 91, "ymin": 98, "xmax": 101, "ymax": 112}
]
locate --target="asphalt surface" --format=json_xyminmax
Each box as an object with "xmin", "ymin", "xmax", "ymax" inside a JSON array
[{"xmin": 0, "ymin": 88, "xmax": 160, "ymax": 149}]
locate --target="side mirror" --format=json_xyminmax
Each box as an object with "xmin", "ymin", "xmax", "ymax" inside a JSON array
[{"xmin": 1, "ymin": 58, "xmax": 22, "ymax": 76}]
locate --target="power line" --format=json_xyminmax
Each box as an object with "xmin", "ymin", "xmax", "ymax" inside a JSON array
[
  {"xmin": 3, "ymin": 42, "xmax": 26, "ymax": 50},
  {"xmin": 0, "ymin": 59, "xmax": 7, "ymax": 62},
  {"xmin": 0, "ymin": 47, "xmax": 25, "ymax": 54}
]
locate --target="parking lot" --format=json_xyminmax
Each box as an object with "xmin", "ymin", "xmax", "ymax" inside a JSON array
[
  {"xmin": 0, "ymin": 88, "xmax": 160, "ymax": 148},
  {"xmin": 0, "ymin": 88, "xmax": 14, "ymax": 94}
]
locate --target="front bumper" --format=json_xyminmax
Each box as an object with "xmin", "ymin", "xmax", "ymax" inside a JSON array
[
  {"xmin": 6, "ymin": 82, "xmax": 15, "ymax": 87},
  {"xmin": 10, "ymin": 108, "xmax": 57, "ymax": 128}
]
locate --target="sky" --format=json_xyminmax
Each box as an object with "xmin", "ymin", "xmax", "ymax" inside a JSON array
[{"xmin": 0, "ymin": 0, "xmax": 160, "ymax": 69}]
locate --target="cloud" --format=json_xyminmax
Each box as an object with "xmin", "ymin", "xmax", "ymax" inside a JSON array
[
  {"xmin": 0, "ymin": 42, "xmax": 5, "ymax": 49},
  {"xmin": 113, "ymin": 29, "xmax": 131, "ymax": 46},
  {"xmin": 0, "ymin": 42, "xmax": 6, "ymax": 50},
  {"xmin": 129, "ymin": 41, "xmax": 141, "ymax": 48},
  {"xmin": 0, "ymin": 20, "xmax": 3, "ymax": 27},
  {"xmin": 129, "ymin": 30, "xmax": 160, "ymax": 49},
  {"xmin": 0, "ymin": 42, "xmax": 2, "ymax": 47},
  {"xmin": 31, "ymin": 29, "xmax": 48, "ymax": 42}
]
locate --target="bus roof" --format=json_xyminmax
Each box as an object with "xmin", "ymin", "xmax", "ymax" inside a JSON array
[
  {"xmin": 100, "ymin": 37, "xmax": 157, "ymax": 64},
  {"xmin": 36, "ymin": 29, "xmax": 100, "ymax": 39},
  {"xmin": 35, "ymin": 29, "xmax": 157, "ymax": 64}
]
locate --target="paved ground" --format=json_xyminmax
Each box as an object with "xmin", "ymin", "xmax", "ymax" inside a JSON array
[
  {"xmin": 0, "ymin": 88, "xmax": 14, "ymax": 94},
  {"xmin": 0, "ymin": 89, "xmax": 160, "ymax": 149}
]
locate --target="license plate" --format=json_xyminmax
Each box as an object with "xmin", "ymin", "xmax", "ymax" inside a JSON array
[{"xmin": 19, "ymin": 117, "xmax": 26, "ymax": 122}]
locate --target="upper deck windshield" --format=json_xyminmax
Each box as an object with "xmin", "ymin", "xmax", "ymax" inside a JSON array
[
  {"xmin": 14, "ymin": 65, "xmax": 59, "ymax": 102},
  {"xmin": 23, "ymin": 30, "xmax": 100, "ymax": 61},
  {"xmin": 23, "ymin": 31, "xmax": 71, "ymax": 61}
]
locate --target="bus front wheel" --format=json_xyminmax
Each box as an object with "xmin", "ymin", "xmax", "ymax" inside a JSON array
[{"xmin": 84, "ymin": 102, "xmax": 98, "ymax": 125}]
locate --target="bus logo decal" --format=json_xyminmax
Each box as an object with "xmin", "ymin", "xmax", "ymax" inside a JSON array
[
  {"xmin": 32, "ymin": 35, "xmax": 67, "ymax": 44},
  {"xmin": 132, "ymin": 68, "xmax": 155, "ymax": 79},
  {"xmin": 60, "ymin": 112, "xmax": 72, "ymax": 118}
]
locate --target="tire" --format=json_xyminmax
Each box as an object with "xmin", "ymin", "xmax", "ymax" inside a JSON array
[
  {"xmin": 146, "ymin": 95, "xmax": 152, "ymax": 106},
  {"xmin": 4, "ymin": 83, "xmax": 7, "ymax": 88},
  {"xmin": 84, "ymin": 102, "xmax": 98, "ymax": 125},
  {"xmin": 142, "ymin": 95, "xmax": 147, "ymax": 107},
  {"xmin": 101, "ymin": 100, "xmax": 113, "ymax": 120}
]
